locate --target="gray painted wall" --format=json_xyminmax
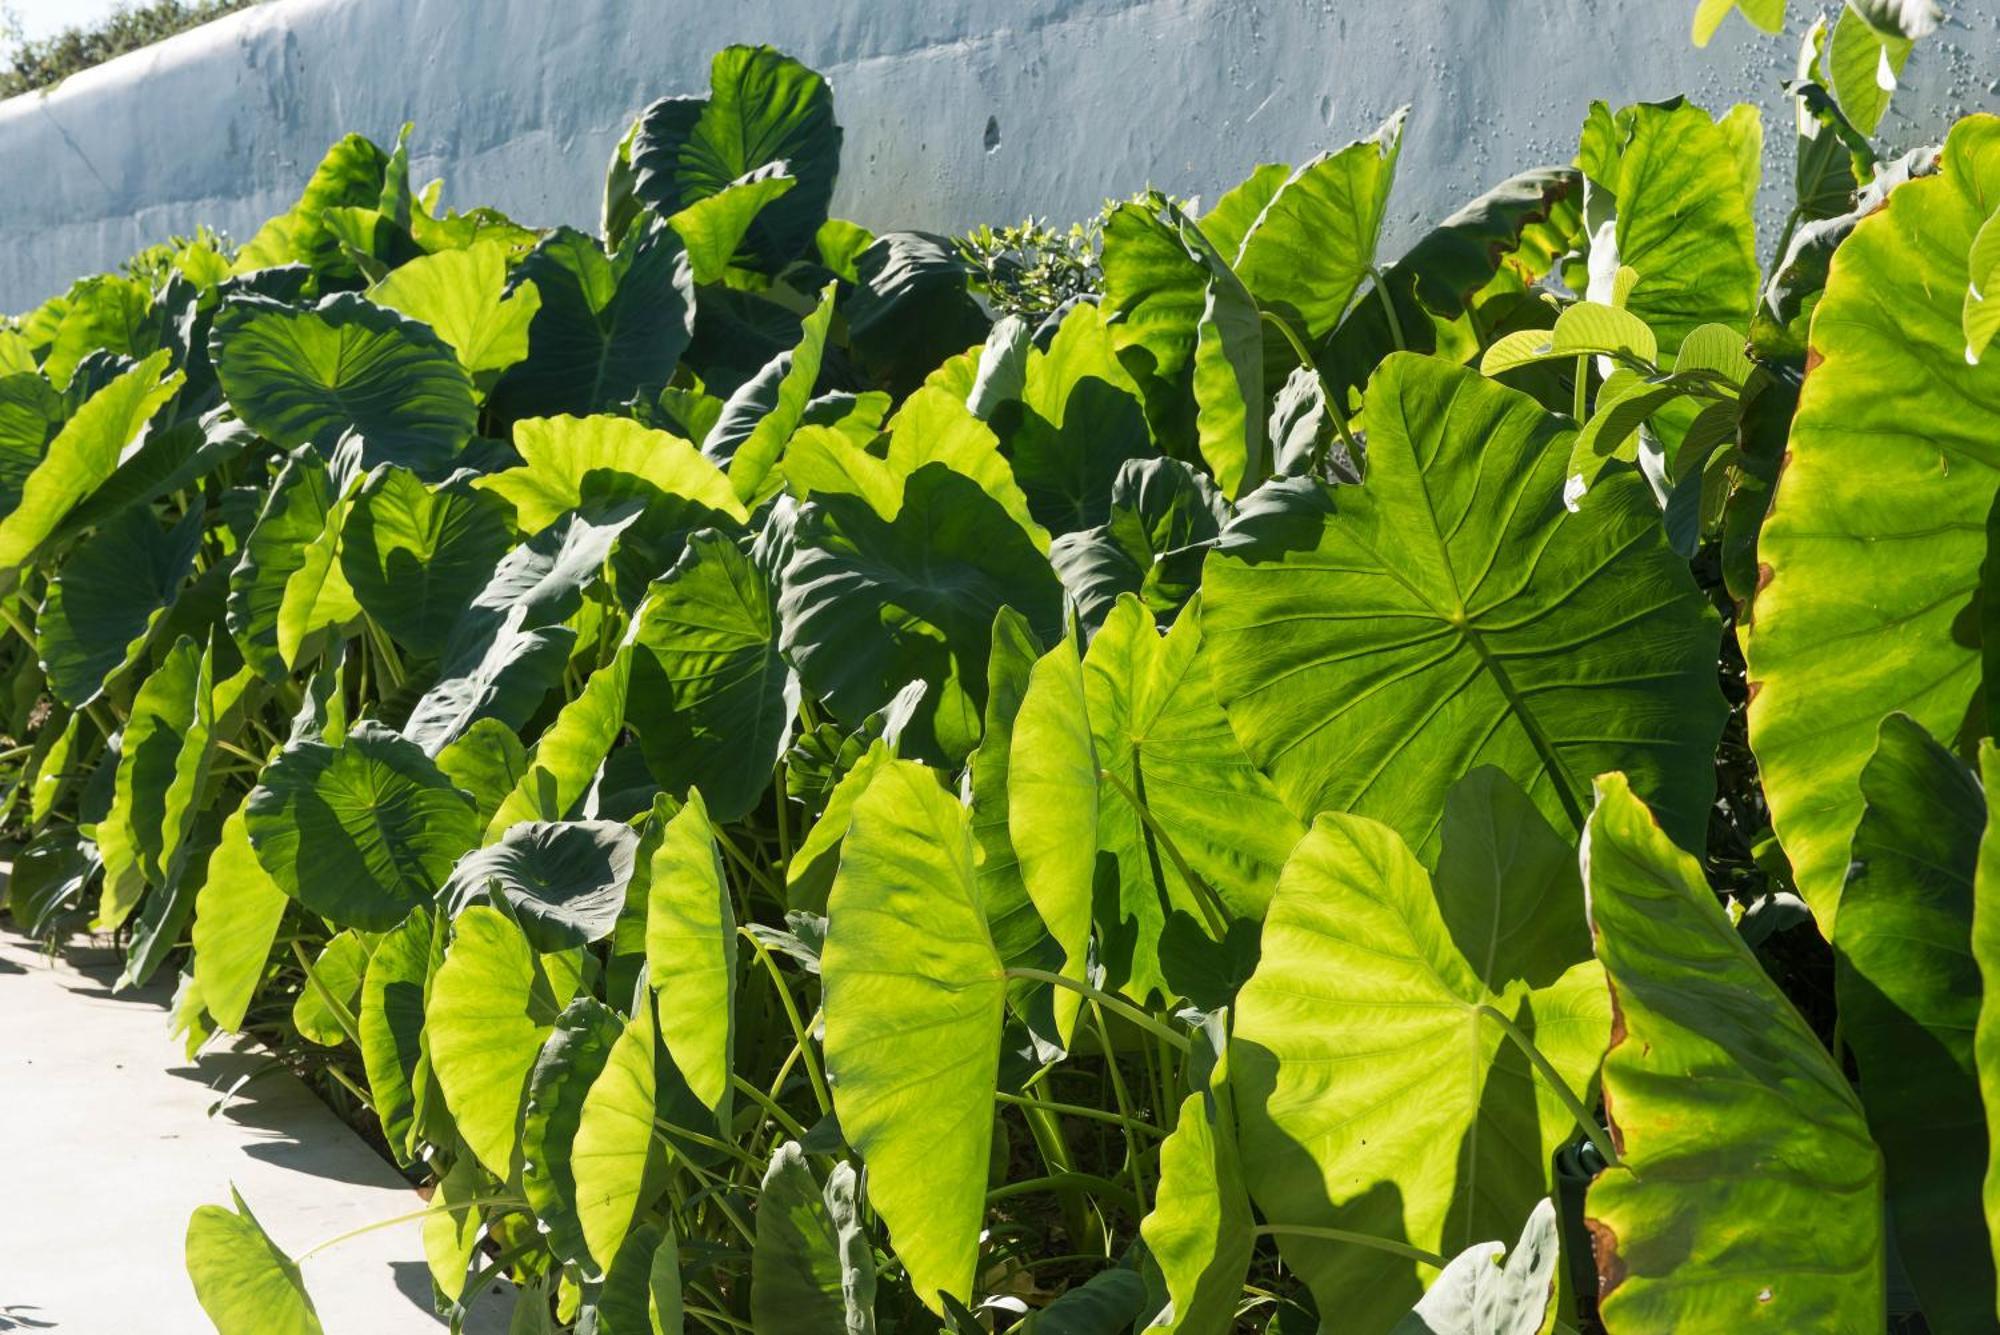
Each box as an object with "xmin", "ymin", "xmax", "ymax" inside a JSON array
[{"xmin": 2, "ymin": 0, "xmax": 1996, "ymax": 311}]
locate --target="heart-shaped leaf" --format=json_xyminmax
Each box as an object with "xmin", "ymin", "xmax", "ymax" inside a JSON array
[
  {"xmin": 245, "ymin": 719, "xmax": 479, "ymax": 931},
  {"xmin": 441, "ymin": 819, "xmax": 640, "ymax": 952},
  {"xmin": 1582, "ymin": 773, "xmax": 1883, "ymax": 1327}
]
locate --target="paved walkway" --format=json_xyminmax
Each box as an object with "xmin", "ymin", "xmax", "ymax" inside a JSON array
[{"xmin": 0, "ymin": 928, "xmax": 509, "ymax": 1334}]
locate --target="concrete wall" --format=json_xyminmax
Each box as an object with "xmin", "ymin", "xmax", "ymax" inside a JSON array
[{"xmin": 2, "ymin": 0, "xmax": 1996, "ymax": 311}]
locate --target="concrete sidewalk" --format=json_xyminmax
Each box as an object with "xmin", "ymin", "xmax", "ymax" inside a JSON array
[{"xmin": 0, "ymin": 928, "xmax": 509, "ymax": 1333}]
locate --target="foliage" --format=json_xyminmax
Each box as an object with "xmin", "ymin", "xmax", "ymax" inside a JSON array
[
  {"xmin": 0, "ymin": 0, "xmax": 262, "ymax": 99},
  {"xmin": 0, "ymin": 23, "xmax": 1984, "ymax": 1335}
]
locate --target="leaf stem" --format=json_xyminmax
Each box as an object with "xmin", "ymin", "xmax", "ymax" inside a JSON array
[
  {"xmin": 713, "ymin": 824, "xmax": 783, "ymax": 902},
  {"xmin": 730, "ymin": 1072, "xmax": 809, "ymax": 1142},
  {"xmin": 740, "ymin": 927, "xmax": 831, "ymax": 1115},
  {"xmin": 652, "ymin": 1115, "xmax": 762, "ymax": 1171},
  {"xmin": 289, "ymin": 940, "xmax": 363, "ymax": 1051},
  {"xmin": 1097, "ymin": 766, "xmax": 1232, "ymax": 940},
  {"xmin": 1476, "ymin": 1003, "xmax": 1620, "ymax": 1168},
  {"xmin": 987, "ymin": 1171, "xmax": 1141, "ymax": 1220},
  {"xmin": 295, "ymin": 1193, "xmax": 525, "ymax": 1262},
  {"xmin": 1005, "ymin": 967, "xmax": 1190, "ymax": 1053},
  {"xmin": 1252, "ymin": 1223, "xmax": 1449, "ymax": 1269},
  {"xmin": 215, "ymin": 738, "xmax": 264, "ymax": 768},
  {"xmin": 1371, "ymin": 266, "xmax": 1408, "ymax": 352},
  {"xmin": 995, "ymin": 1089, "xmax": 1166, "ymax": 1137},
  {"xmin": 1260, "ymin": 309, "xmax": 1362, "ymax": 461}
]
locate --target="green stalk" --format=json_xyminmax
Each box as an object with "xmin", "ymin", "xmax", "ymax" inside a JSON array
[
  {"xmin": 1252, "ymin": 1223, "xmax": 1449, "ymax": 1269},
  {"xmin": 296, "ymin": 1194, "xmax": 525, "ymax": 1262},
  {"xmin": 1097, "ymin": 767, "xmax": 1233, "ymax": 940},
  {"xmin": 652, "ymin": 1116, "xmax": 761, "ymax": 1171},
  {"xmin": 714, "ymin": 824, "xmax": 785, "ymax": 902},
  {"xmin": 1476, "ymin": 1004, "xmax": 1620, "ymax": 1167},
  {"xmin": 289, "ymin": 940, "xmax": 363, "ymax": 1051},
  {"xmin": 362, "ymin": 615, "xmax": 405, "ymax": 691},
  {"xmin": 1573, "ymin": 354, "xmax": 1590, "ymax": 423},
  {"xmin": 740, "ymin": 927, "xmax": 831, "ymax": 1114},
  {"xmin": 988, "ymin": 1172, "xmax": 1141, "ymax": 1221},
  {"xmin": 215, "ymin": 738, "xmax": 264, "ymax": 768},
  {"xmin": 731, "ymin": 1072, "xmax": 810, "ymax": 1142},
  {"xmin": 1090, "ymin": 1001, "xmax": 1151, "ymax": 1214},
  {"xmin": 1371, "ymin": 266, "xmax": 1408, "ymax": 352},
  {"xmin": 1016, "ymin": 1095, "xmax": 1103, "ymax": 1254},
  {"xmin": 995, "ymin": 1089, "xmax": 1166, "ymax": 1138},
  {"xmin": 1005, "ymin": 966, "xmax": 1190, "ymax": 1053},
  {"xmin": 1261, "ymin": 309, "xmax": 1363, "ymax": 460}
]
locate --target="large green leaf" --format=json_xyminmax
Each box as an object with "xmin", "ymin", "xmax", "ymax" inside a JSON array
[
  {"xmin": 822, "ymin": 760, "xmax": 1004, "ymax": 1313},
  {"xmin": 668, "ymin": 169, "xmax": 800, "ymax": 283},
  {"xmin": 290, "ymin": 929, "xmax": 370, "ymax": 1047},
  {"xmin": 628, "ymin": 531, "xmax": 795, "ymax": 823},
  {"xmin": 643, "ymin": 789, "xmax": 737, "ymax": 1123},
  {"xmin": 992, "ymin": 302, "xmax": 1153, "ymax": 535},
  {"xmin": 0, "ymin": 371, "xmax": 62, "ymax": 520},
  {"xmin": 190, "ymin": 805, "xmax": 289, "ymax": 1032},
  {"xmin": 1582, "ymin": 773, "xmax": 1883, "ymax": 1328},
  {"xmin": 1583, "ymin": 99, "xmax": 1760, "ymax": 350},
  {"xmin": 185, "ymin": 1187, "xmax": 323, "ymax": 1335},
  {"xmin": 428, "ymin": 904, "xmax": 569, "ymax": 1176},
  {"xmin": 480, "ymin": 413, "xmax": 743, "ymax": 536},
  {"xmin": 1233, "ymin": 110, "xmax": 1407, "ymax": 342},
  {"xmin": 1691, "ymin": 0, "xmax": 1786, "ymax": 44},
  {"xmin": 245, "ymin": 719, "xmax": 480, "ymax": 931},
  {"xmin": 751, "ymin": 1142, "xmax": 874, "ymax": 1334},
  {"xmin": 1049, "ymin": 457, "xmax": 1227, "ymax": 635},
  {"xmin": 1828, "ymin": 3, "xmax": 1912, "ymax": 137},
  {"xmin": 966, "ymin": 607, "xmax": 1058, "ymax": 1000},
  {"xmin": 1320, "ymin": 167, "xmax": 1584, "ymax": 405},
  {"xmin": 842, "ymin": 232, "xmax": 990, "ymax": 397},
  {"xmin": 485, "ymin": 645, "xmax": 631, "ymax": 839},
  {"xmin": 233, "ymin": 131, "xmax": 388, "ymax": 280},
  {"xmin": 0, "ymin": 351, "xmax": 181, "ymax": 577},
  {"xmin": 573, "ymin": 999, "xmax": 665, "ymax": 1274},
  {"xmin": 40, "ymin": 274, "xmax": 150, "ymax": 389},
  {"xmin": 522, "ymin": 995, "xmax": 627, "ymax": 1273},
  {"xmin": 1233, "ymin": 769, "xmax": 1607, "ymax": 1332},
  {"xmin": 436, "ymin": 719, "xmax": 530, "ymax": 830},
  {"xmin": 356, "ymin": 906, "xmax": 438, "ymax": 1162},
  {"xmin": 37, "ymin": 503, "xmax": 201, "ymax": 708},
  {"xmin": 1203, "ymin": 353, "xmax": 1723, "ymax": 855},
  {"xmin": 422, "ymin": 1150, "xmax": 486, "ymax": 1304},
  {"xmin": 441, "ymin": 820, "xmax": 639, "ymax": 951},
  {"xmin": 95, "ymin": 635, "xmax": 204, "ymax": 930},
  {"xmin": 593, "ymin": 1220, "xmax": 683, "ymax": 1335},
  {"xmin": 1189, "ymin": 246, "xmax": 1267, "ymax": 500},
  {"xmin": 1140, "ymin": 1079, "xmax": 1253, "ymax": 1335},
  {"xmin": 1745, "ymin": 115, "xmax": 2000, "ymax": 927},
  {"xmin": 1083, "ymin": 596, "xmax": 1303, "ymax": 1004},
  {"xmin": 367, "ymin": 240, "xmax": 542, "ymax": 387},
  {"xmin": 489, "ymin": 219, "xmax": 694, "ymax": 421},
  {"xmin": 227, "ymin": 448, "xmax": 347, "ymax": 681},
  {"xmin": 632, "ymin": 45, "xmax": 841, "ymax": 272},
  {"xmin": 400, "ymin": 513, "xmax": 632, "ymax": 754},
  {"xmin": 209, "ymin": 293, "xmax": 476, "ymax": 471},
  {"xmin": 1834, "ymin": 714, "xmax": 1995, "ymax": 1330},
  {"xmin": 702, "ymin": 283, "xmax": 835, "ymax": 504},
  {"xmin": 340, "ymin": 464, "xmax": 513, "ymax": 657},
  {"xmin": 779, "ymin": 462, "xmax": 1064, "ymax": 761},
  {"xmin": 1006, "ymin": 634, "xmax": 1098, "ymax": 1044}
]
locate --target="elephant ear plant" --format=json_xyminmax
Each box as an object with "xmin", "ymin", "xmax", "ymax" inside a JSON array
[{"xmin": 0, "ymin": 20, "xmax": 1992, "ymax": 1335}]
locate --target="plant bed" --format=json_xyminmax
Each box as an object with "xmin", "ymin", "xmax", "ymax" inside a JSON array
[{"xmin": 0, "ymin": 2, "xmax": 1993, "ymax": 1330}]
